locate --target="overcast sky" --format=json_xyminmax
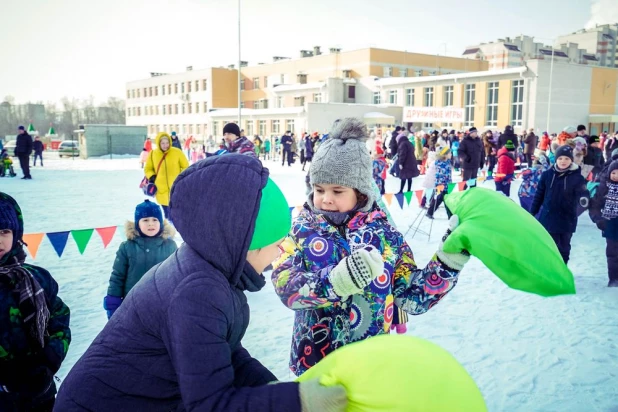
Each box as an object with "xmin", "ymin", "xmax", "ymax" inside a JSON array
[{"xmin": 1, "ymin": 0, "xmax": 615, "ymax": 104}]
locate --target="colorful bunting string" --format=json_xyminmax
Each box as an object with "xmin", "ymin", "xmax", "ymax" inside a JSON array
[{"xmin": 24, "ymin": 225, "xmax": 121, "ymax": 259}]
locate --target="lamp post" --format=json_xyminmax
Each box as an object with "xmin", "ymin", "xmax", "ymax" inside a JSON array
[{"xmin": 546, "ymin": 47, "xmax": 555, "ymax": 134}]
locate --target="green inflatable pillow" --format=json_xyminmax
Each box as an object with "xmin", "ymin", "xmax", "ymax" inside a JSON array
[
  {"xmin": 296, "ymin": 335, "xmax": 487, "ymax": 412},
  {"xmin": 443, "ymin": 188, "xmax": 576, "ymax": 297}
]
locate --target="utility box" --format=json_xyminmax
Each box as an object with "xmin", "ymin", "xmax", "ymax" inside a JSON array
[{"xmin": 74, "ymin": 125, "xmax": 147, "ymax": 159}]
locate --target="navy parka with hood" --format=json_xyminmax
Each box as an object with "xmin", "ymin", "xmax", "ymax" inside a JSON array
[{"xmin": 55, "ymin": 155, "xmax": 301, "ymax": 411}]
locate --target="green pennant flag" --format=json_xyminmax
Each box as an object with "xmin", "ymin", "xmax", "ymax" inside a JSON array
[
  {"xmin": 72, "ymin": 229, "xmax": 94, "ymax": 255},
  {"xmin": 27, "ymin": 123, "xmax": 35, "ymax": 133},
  {"xmin": 48, "ymin": 126, "xmax": 56, "ymax": 135},
  {"xmin": 403, "ymin": 191, "xmax": 412, "ymax": 206},
  {"xmin": 447, "ymin": 183, "xmax": 456, "ymax": 194}
]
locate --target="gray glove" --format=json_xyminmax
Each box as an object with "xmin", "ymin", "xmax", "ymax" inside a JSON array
[
  {"xmin": 299, "ymin": 378, "xmax": 348, "ymax": 412},
  {"xmin": 436, "ymin": 215, "xmax": 470, "ymax": 271},
  {"xmin": 330, "ymin": 248, "xmax": 384, "ymax": 297}
]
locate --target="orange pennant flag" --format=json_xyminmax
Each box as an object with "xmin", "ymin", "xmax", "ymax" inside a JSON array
[
  {"xmin": 457, "ymin": 181, "xmax": 466, "ymax": 191},
  {"xmin": 415, "ymin": 190, "xmax": 423, "ymax": 205},
  {"xmin": 22, "ymin": 233, "xmax": 44, "ymax": 259},
  {"xmin": 383, "ymin": 193, "xmax": 393, "ymax": 206},
  {"xmin": 477, "ymin": 176, "xmax": 485, "ymax": 182}
]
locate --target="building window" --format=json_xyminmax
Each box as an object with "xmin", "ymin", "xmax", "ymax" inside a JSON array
[
  {"xmin": 145, "ymin": 106, "xmax": 149, "ymax": 116},
  {"xmin": 213, "ymin": 121, "xmax": 218, "ymax": 137},
  {"xmin": 195, "ymin": 80, "xmax": 199, "ymax": 91},
  {"xmin": 264, "ymin": 76, "xmax": 268, "ymax": 88},
  {"xmin": 444, "ymin": 86, "xmax": 454, "ymax": 107},
  {"xmin": 253, "ymin": 77, "xmax": 260, "ymax": 89},
  {"xmin": 276, "ymin": 96, "xmax": 283, "ymax": 108},
  {"xmin": 240, "ymin": 80, "xmax": 245, "ymax": 91},
  {"xmin": 195, "ymin": 102, "xmax": 199, "ymax": 113},
  {"xmin": 286, "ymin": 120, "xmax": 295, "ymax": 133},
  {"xmin": 464, "ymin": 84, "xmax": 476, "ymax": 127},
  {"xmin": 253, "ymin": 100, "xmax": 259, "ymax": 109},
  {"xmin": 294, "ymin": 96, "xmax": 304, "ymax": 107},
  {"xmin": 203, "ymin": 102, "xmax": 208, "ymax": 112},
  {"xmin": 162, "ymin": 85, "xmax": 165, "ymax": 96},
  {"xmin": 262, "ymin": 99, "xmax": 269, "ymax": 109},
  {"xmin": 424, "ymin": 87, "xmax": 434, "ymax": 107},
  {"xmin": 348, "ymin": 85, "xmax": 356, "ymax": 99},
  {"xmin": 155, "ymin": 106, "xmax": 159, "ymax": 115},
  {"xmin": 174, "ymin": 104, "xmax": 179, "ymax": 114},
  {"xmin": 155, "ymin": 87, "xmax": 158, "ymax": 96},
  {"xmin": 181, "ymin": 104, "xmax": 185, "ymax": 114},
  {"xmin": 313, "ymin": 93, "xmax": 322, "ymax": 103},
  {"xmin": 188, "ymin": 103, "xmax": 192, "ymax": 114},
  {"xmin": 187, "ymin": 81, "xmax": 192, "ymax": 93},
  {"xmin": 259, "ymin": 120, "xmax": 266, "ymax": 136},
  {"xmin": 137, "ymin": 107, "xmax": 141, "ymax": 116},
  {"xmin": 373, "ymin": 92, "xmax": 381, "ymax": 104},
  {"xmin": 246, "ymin": 120, "xmax": 254, "ymax": 136},
  {"xmin": 511, "ymin": 80, "xmax": 524, "ymax": 126},
  {"xmin": 400, "ymin": 68, "xmax": 408, "ymax": 77},
  {"xmin": 181, "ymin": 83, "xmax": 185, "ymax": 93},
  {"xmin": 240, "ymin": 102, "xmax": 245, "ymax": 109},
  {"xmin": 384, "ymin": 67, "xmax": 393, "ymax": 77},
  {"xmin": 424, "ymin": 122, "xmax": 433, "ymax": 128},
  {"xmin": 415, "ymin": 70, "xmax": 423, "ymax": 77},
  {"xmin": 388, "ymin": 90, "xmax": 398, "ymax": 104},
  {"xmin": 188, "ymin": 124, "xmax": 193, "ymax": 134},
  {"xmin": 127, "ymin": 90, "xmax": 130, "ymax": 99},
  {"xmin": 174, "ymin": 84, "xmax": 178, "ymax": 94},
  {"xmin": 203, "ymin": 79, "xmax": 208, "ymax": 90},
  {"xmin": 405, "ymin": 89, "xmax": 414, "ymax": 106},
  {"xmin": 272, "ymin": 120, "xmax": 280, "ymax": 134},
  {"xmin": 487, "ymin": 82, "xmax": 499, "ymax": 127},
  {"xmin": 162, "ymin": 105, "xmax": 166, "ymax": 115}
]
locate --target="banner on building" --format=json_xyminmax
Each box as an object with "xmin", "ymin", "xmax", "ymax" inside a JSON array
[{"xmin": 403, "ymin": 107, "xmax": 464, "ymax": 123}]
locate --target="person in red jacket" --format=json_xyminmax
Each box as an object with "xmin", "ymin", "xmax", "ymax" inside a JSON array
[
  {"xmin": 144, "ymin": 138, "xmax": 152, "ymax": 152},
  {"xmin": 538, "ymin": 132, "xmax": 550, "ymax": 152},
  {"xmin": 495, "ymin": 140, "xmax": 516, "ymax": 196}
]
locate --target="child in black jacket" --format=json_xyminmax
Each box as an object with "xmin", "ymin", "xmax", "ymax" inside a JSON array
[{"xmin": 530, "ymin": 146, "xmax": 589, "ymax": 264}]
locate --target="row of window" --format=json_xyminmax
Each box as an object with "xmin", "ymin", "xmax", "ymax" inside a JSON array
[
  {"xmin": 374, "ymin": 80, "xmax": 524, "ymax": 126},
  {"xmin": 128, "ymin": 102, "xmax": 209, "ymax": 117},
  {"xmin": 148, "ymin": 124, "xmax": 208, "ymax": 136},
  {"xmin": 127, "ymin": 80, "xmax": 209, "ymax": 99},
  {"xmin": 212, "ymin": 119, "xmax": 296, "ymax": 137},
  {"xmin": 239, "ymin": 76, "xmax": 269, "ymax": 91},
  {"xmin": 383, "ymin": 67, "xmax": 445, "ymax": 77}
]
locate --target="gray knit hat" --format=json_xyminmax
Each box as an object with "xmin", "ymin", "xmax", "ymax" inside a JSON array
[{"xmin": 309, "ymin": 118, "xmax": 375, "ymax": 212}]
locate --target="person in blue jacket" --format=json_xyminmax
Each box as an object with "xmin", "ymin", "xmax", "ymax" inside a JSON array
[
  {"xmin": 530, "ymin": 145, "xmax": 589, "ymax": 264},
  {"xmin": 55, "ymin": 154, "xmax": 347, "ymax": 411}
]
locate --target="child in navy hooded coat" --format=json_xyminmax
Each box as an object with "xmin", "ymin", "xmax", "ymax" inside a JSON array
[
  {"xmin": 55, "ymin": 155, "xmax": 347, "ymax": 412},
  {"xmin": 530, "ymin": 145, "xmax": 589, "ymax": 264}
]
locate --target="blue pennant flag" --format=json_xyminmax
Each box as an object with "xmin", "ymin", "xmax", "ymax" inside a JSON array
[
  {"xmin": 394, "ymin": 193, "xmax": 405, "ymax": 209},
  {"xmin": 47, "ymin": 231, "xmax": 70, "ymax": 257}
]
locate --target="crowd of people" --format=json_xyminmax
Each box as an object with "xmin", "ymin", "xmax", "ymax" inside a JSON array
[{"xmin": 1, "ymin": 116, "xmax": 617, "ymax": 411}]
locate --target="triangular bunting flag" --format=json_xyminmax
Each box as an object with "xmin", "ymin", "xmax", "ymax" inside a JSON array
[
  {"xmin": 477, "ymin": 176, "xmax": 485, "ymax": 183},
  {"xmin": 415, "ymin": 190, "xmax": 424, "ymax": 206},
  {"xmin": 72, "ymin": 229, "xmax": 94, "ymax": 255},
  {"xmin": 467, "ymin": 178, "xmax": 477, "ymax": 187},
  {"xmin": 47, "ymin": 231, "xmax": 70, "ymax": 257},
  {"xmin": 447, "ymin": 183, "xmax": 456, "ymax": 194},
  {"xmin": 289, "ymin": 206, "xmax": 294, "ymax": 215},
  {"xmin": 403, "ymin": 191, "xmax": 412, "ymax": 206},
  {"xmin": 457, "ymin": 181, "xmax": 466, "ymax": 191},
  {"xmin": 22, "ymin": 233, "xmax": 44, "ymax": 259},
  {"xmin": 394, "ymin": 193, "xmax": 405, "ymax": 209},
  {"xmin": 96, "ymin": 226, "xmax": 117, "ymax": 248},
  {"xmin": 383, "ymin": 193, "xmax": 393, "ymax": 206}
]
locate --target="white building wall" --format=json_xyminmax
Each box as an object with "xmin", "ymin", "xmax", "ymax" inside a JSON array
[
  {"xmin": 306, "ymin": 103, "xmax": 402, "ymax": 133},
  {"xmin": 526, "ymin": 60, "xmax": 593, "ymax": 133}
]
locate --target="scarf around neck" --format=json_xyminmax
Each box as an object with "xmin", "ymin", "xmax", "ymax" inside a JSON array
[{"xmin": 0, "ymin": 255, "xmax": 50, "ymax": 348}]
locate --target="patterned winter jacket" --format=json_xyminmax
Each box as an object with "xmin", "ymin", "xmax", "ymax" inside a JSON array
[
  {"xmin": 0, "ymin": 255, "xmax": 71, "ymax": 396},
  {"xmin": 228, "ymin": 136, "xmax": 257, "ymax": 158},
  {"xmin": 434, "ymin": 159, "xmax": 452, "ymax": 188},
  {"xmin": 272, "ymin": 205, "xmax": 460, "ymax": 376},
  {"xmin": 372, "ymin": 157, "xmax": 387, "ymax": 182},
  {"xmin": 518, "ymin": 163, "xmax": 550, "ymax": 198}
]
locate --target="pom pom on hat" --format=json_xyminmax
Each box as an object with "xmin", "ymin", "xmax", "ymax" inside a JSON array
[
  {"xmin": 330, "ymin": 117, "xmax": 368, "ymax": 142},
  {"xmin": 563, "ymin": 126, "xmax": 577, "ymax": 134}
]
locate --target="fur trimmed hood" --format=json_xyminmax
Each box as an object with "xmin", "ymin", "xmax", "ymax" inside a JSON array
[{"xmin": 125, "ymin": 220, "xmax": 176, "ymax": 240}]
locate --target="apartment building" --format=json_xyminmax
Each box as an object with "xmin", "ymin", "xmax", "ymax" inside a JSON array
[
  {"xmin": 462, "ymin": 35, "xmax": 600, "ymax": 70},
  {"xmin": 556, "ymin": 24, "xmax": 618, "ymax": 68}
]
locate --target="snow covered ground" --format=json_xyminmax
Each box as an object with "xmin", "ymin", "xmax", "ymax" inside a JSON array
[{"xmin": 2, "ymin": 156, "xmax": 617, "ymax": 411}]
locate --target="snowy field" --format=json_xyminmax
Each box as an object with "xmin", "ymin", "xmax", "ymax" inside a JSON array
[{"xmin": 2, "ymin": 155, "xmax": 618, "ymax": 412}]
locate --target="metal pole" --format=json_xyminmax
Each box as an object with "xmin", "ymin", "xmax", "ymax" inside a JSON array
[
  {"xmin": 237, "ymin": 0, "xmax": 241, "ymax": 126},
  {"xmin": 546, "ymin": 49, "xmax": 555, "ymax": 133}
]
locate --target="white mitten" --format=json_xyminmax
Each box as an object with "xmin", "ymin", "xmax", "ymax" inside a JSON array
[
  {"xmin": 330, "ymin": 248, "xmax": 384, "ymax": 298},
  {"xmin": 436, "ymin": 215, "xmax": 470, "ymax": 271}
]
